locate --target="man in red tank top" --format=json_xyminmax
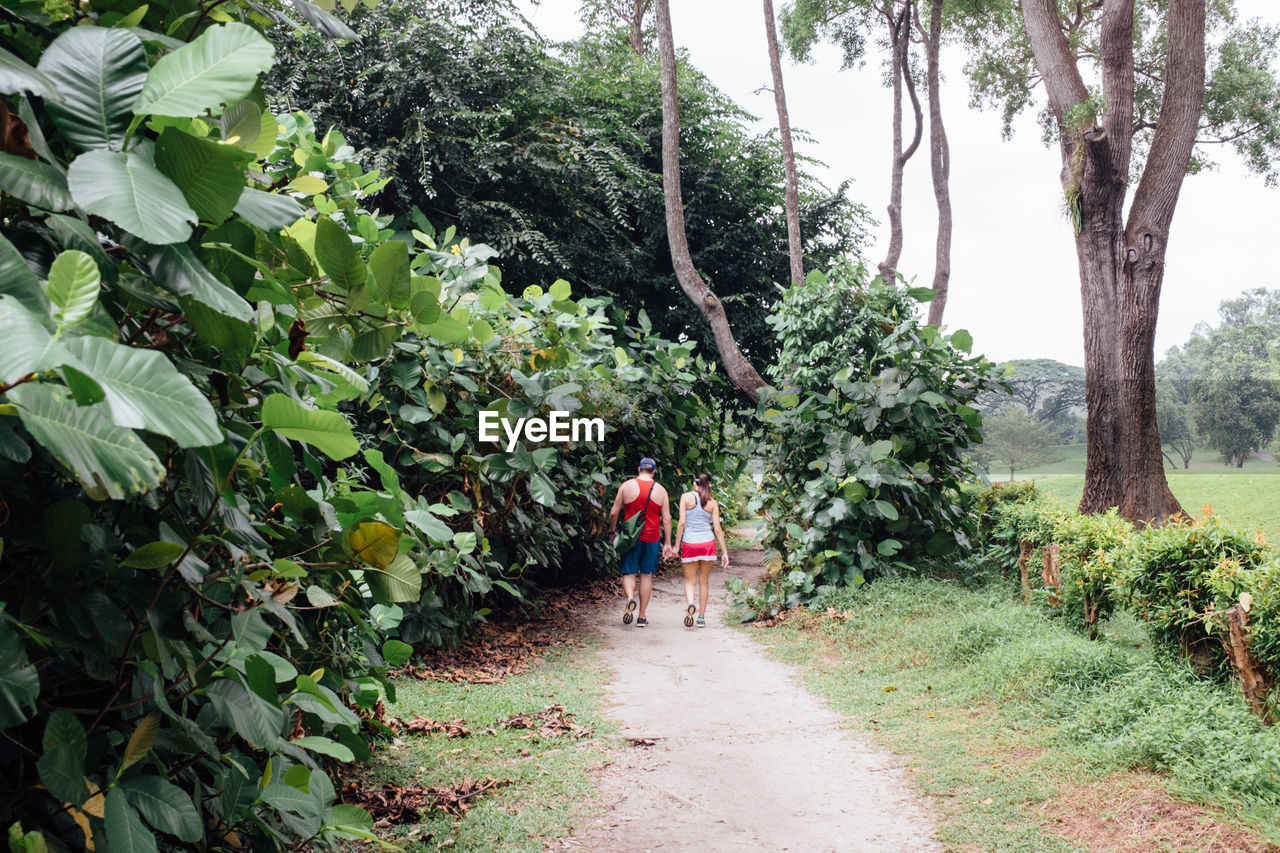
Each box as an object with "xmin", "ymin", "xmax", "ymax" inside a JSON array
[{"xmin": 606, "ymin": 457, "xmax": 672, "ymax": 627}]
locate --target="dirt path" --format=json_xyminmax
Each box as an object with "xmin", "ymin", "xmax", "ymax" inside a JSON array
[{"xmin": 558, "ymin": 547, "xmax": 942, "ymax": 852}]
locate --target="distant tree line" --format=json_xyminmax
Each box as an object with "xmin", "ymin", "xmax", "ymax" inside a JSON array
[{"xmin": 1157, "ymin": 288, "xmax": 1280, "ymax": 468}]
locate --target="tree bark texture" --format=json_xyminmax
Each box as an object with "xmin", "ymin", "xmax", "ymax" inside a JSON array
[
  {"xmin": 763, "ymin": 0, "xmax": 805, "ymax": 287},
  {"xmin": 1221, "ymin": 603, "xmax": 1274, "ymax": 724},
  {"xmin": 918, "ymin": 0, "xmax": 952, "ymax": 327},
  {"xmin": 878, "ymin": 2, "xmax": 922, "ymax": 284},
  {"xmin": 1041, "ymin": 543, "xmax": 1061, "ymax": 606},
  {"xmin": 1018, "ymin": 539, "xmax": 1033, "ymax": 602},
  {"xmin": 1019, "ymin": 0, "xmax": 1202, "ymax": 524},
  {"xmin": 654, "ymin": 0, "xmax": 768, "ymax": 403}
]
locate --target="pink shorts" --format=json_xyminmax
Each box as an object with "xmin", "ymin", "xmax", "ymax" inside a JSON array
[{"xmin": 680, "ymin": 540, "xmax": 716, "ymax": 563}]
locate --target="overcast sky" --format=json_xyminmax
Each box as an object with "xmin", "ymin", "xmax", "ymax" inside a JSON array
[{"xmin": 517, "ymin": 0, "xmax": 1279, "ymax": 366}]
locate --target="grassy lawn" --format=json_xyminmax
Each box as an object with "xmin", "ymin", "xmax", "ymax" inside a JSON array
[
  {"xmin": 737, "ymin": 578, "xmax": 1280, "ymax": 853},
  {"xmin": 1031, "ymin": 472, "xmax": 1280, "ymax": 541},
  {"xmin": 347, "ymin": 640, "xmax": 614, "ymax": 850}
]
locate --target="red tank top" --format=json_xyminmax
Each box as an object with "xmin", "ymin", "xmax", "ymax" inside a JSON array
[{"xmin": 623, "ymin": 479, "xmax": 662, "ymax": 543}]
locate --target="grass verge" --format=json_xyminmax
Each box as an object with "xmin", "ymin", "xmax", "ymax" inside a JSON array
[
  {"xmin": 346, "ymin": 638, "xmax": 615, "ymax": 851},
  {"xmin": 737, "ymin": 577, "xmax": 1280, "ymax": 852}
]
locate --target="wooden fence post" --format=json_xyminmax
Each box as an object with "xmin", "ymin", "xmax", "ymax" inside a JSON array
[
  {"xmin": 1018, "ymin": 540, "xmax": 1032, "ymax": 603},
  {"xmin": 1221, "ymin": 602, "xmax": 1274, "ymax": 725},
  {"xmin": 1041, "ymin": 543, "xmax": 1061, "ymax": 607}
]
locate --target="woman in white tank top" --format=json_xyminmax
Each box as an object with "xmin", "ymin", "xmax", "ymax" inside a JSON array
[{"xmin": 674, "ymin": 473, "xmax": 730, "ymax": 627}]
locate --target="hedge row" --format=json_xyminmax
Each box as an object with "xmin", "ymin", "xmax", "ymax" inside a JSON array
[{"xmin": 978, "ymin": 483, "xmax": 1280, "ymax": 721}]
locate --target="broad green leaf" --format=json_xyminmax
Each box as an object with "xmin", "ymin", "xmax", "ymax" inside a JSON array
[
  {"xmin": 296, "ymin": 351, "xmax": 369, "ymax": 394},
  {"xmin": 925, "ymin": 531, "xmax": 957, "ymax": 557},
  {"xmin": 8, "ymin": 384, "xmax": 165, "ymax": 500},
  {"xmin": 363, "ymin": 553, "xmax": 421, "ymax": 603},
  {"xmin": 259, "ymin": 781, "xmax": 322, "ymax": 836},
  {"xmin": 0, "ymin": 233, "xmax": 47, "ymax": 318},
  {"xmin": 404, "ymin": 509, "xmax": 453, "ymax": 544},
  {"xmin": 347, "ymin": 521, "xmax": 397, "ymax": 569},
  {"xmin": 119, "ymin": 776, "xmax": 202, "ymax": 842},
  {"xmin": 120, "ymin": 711, "xmax": 161, "ymax": 772},
  {"xmin": 548, "ymin": 279, "xmax": 571, "ymax": 300},
  {"xmin": 0, "ymin": 46, "xmax": 62, "ymax": 101},
  {"xmin": 133, "ymin": 23, "xmax": 274, "ymax": 118},
  {"xmin": 46, "ymin": 251, "xmax": 100, "ymax": 332},
  {"xmin": 314, "ymin": 217, "xmax": 365, "ymax": 293},
  {"xmin": 273, "ymin": 558, "xmax": 307, "ymax": 578},
  {"xmin": 0, "ymin": 152, "xmax": 72, "ymax": 212},
  {"xmin": 154, "ymin": 126, "xmax": 247, "ymax": 223},
  {"xmin": 63, "ymin": 336, "xmax": 222, "ymax": 447},
  {"xmin": 67, "ymin": 146, "xmax": 196, "ymax": 245},
  {"xmin": 0, "ymin": 610, "xmax": 39, "ymax": 731},
  {"xmin": 37, "ymin": 28, "xmax": 147, "ymax": 150},
  {"xmin": 452, "ymin": 531, "xmax": 477, "ymax": 555},
  {"xmin": 261, "ymin": 393, "xmax": 358, "ymax": 460},
  {"xmin": 150, "ymin": 244, "xmax": 253, "ymax": 321},
  {"xmin": 47, "ymin": 215, "xmax": 115, "ymax": 282},
  {"xmin": 121, "ymin": 541, "xmax": 186, "ymax": 570},
  {"xmin": 349, "ymin": 323, "xmax": 398, "ymax": 362},
  {"xmin": 234, "ymin": 187, "xmax": 303, "ymax": 230},
  {"xmin": 305, "ymin": 585, "xmax": 338, "ymax": 607},
  {"xmin": 104, "ymin": 788, "xmax": 158, "ymax": 853},
  {"xmin": 285, "ymin": 174, "xmax": 327, "ymax": 195},
  {"xmin": 950, "ymin": 329, "xmax": 973, "ymax": 353},
  {"xmin": 0, "ymin": 297, "xmax": 67, "ymax": 385},
  {"xmin": 907, "ymin": 287, "xmax": 936, "ymax": 303},
  {"xmin": 368, "ymin": 240, "xmax": 410, "ymax": 309},
  {"xmin": 529, "ymin": 472, "xmax": 555, "ymax": 507},
  {"xmin": 290, "ymin": 735, "xmax": 355, "ymax": 762},
  {"xmin": 38, "ymin": 710, "xmax": 88, "ymax": 805},
  {"xmin": 291, "ymin": 0, "xmax": 359, "ymax": 39},
  {"xmin": 380, "ymin": 639, "xmax": 412, "ymax": 668},
  {"xmin": 219, "ymin": 99, "xmax": 262, "ymax": 148},
  {"xmin": 410, "ymin": 290, "xmax": 441, "ymax": 325},
  {"xmin": 471, "ymin": 318, "xmax": 495, "ymax": 345},
  {"xmin": 422, "ymin": 314, "xmax": 469, "ymax": 343}
]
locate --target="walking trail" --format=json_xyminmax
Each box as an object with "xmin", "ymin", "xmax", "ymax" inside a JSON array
[{"xmin": 558, "ymin": 544, "xmax": 942, "ymax": 852}]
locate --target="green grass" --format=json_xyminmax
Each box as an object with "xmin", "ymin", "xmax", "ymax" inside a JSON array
[
  {"xmin": 994, "ymin": 443, "xmax": 1280, "ymax": 478},
  {"xmin": 351, "ymin": 640, "xmax": 614, "ymax": 851},
  {"xmin": 1032, "ymin": 472, "xmax": 1280, "ymax": 541},
  {"xmin": 737, "ymin": 578, "xmax": 1280, "ymax": 852}
]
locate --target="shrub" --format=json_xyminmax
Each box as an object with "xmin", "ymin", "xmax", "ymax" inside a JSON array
[
  {"xmin": 1052, "ymin": 509, "xmax": 1132, "ymax": 637},
  {"xmin": 748, "ymin": 267, "xmax": 1003, "ymax": 598},
  {"xmin": 1114, "ymin": 510, "xmax": 1269, "ymax": 675}
]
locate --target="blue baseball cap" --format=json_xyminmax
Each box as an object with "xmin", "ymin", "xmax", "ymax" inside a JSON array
[{"xmin": 638, "ymin": 457, "xmax": 657, "ymax": 471}]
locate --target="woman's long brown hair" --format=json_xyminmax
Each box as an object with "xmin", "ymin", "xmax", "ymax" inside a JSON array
[{"xmin": 693, "ymin": 472, "xmax": 712, "ymax": 508}]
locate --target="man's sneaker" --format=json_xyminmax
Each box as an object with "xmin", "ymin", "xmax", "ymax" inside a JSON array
[
  {"xmin": 696, "ymin": 616, "xmax": 706, "ymax": 628},
  {"xmin": 684, "ymin": 603, "xmax": 696, "ymax": 628},
  {"xmin": 622, "ymin": 598, "xmax": 637, "ymax": 625},
  {"xmin": 636, "ymin": 617, "xmax": 648, "ymax": 627}
]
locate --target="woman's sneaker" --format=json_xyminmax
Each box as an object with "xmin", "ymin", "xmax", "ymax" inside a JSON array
[
  {"xmin": 684, "ymin": 603, "xmax": 696, "ymax": 628},
  {"xmin": 623, "ymin": 598, "xmax": 637, "ymax": 624}
]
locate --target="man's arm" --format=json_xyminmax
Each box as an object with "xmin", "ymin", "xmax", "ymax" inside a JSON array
[{"xmin": 607, "ymin": 487, "xmax": 625, "ymax": 534}]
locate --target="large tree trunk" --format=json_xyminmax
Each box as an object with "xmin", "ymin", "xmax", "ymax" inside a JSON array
[
  {"xmin": 763, "ymin": 0, "xmax": 804, "ymax": 287},
  {"xmin": 878, "ymin": 2, "xmax": 923, "ymax": 284},
  {"xmin": 1020, "ymin": 0, "xmax": 1199, "ymax": 524},
  {"xmin": 918, "ymin": 0, "xmax": 952, "ymax": 327},
  {"xmin": 654, "ymin": 0, "xmax": 768, "ymax": 403}
]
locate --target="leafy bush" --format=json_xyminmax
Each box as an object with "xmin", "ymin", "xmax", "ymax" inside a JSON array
[
  {"xmin": 1112, "ymin": 511, "xmax": 1268, "ymax": 675},
  {"xmin": 748, "ymin": 267, "xmax": 1002, "ymax": 599},
  {"xmin": 0, "ymin": 2, "xmax": 735, "ymax": 849},
  {"xmin": 1052, "ymin": 509, "xmax": 1131, "ymax": 637}
]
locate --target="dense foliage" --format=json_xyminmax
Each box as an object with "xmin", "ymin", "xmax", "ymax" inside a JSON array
[
  {"xmin": 267, "ymin": 3, "xmax": 871, "ymax": 363},
  {"xmin": 976, "ymin": 484, "xmax": 1280, "ymax": 715},
  {"xmin": 741, "ymin": 268, "xmax": 1001, "ymax": 613},
  {"xmin": 0, "ymin": 2, "xmax": 735, "ymax": 850}
]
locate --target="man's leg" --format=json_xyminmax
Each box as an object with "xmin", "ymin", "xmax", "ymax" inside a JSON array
[
  {"xmin": 621, "ymin": 572, "xmax": 636, "ymax": 603},
  {"xmin": 637, "ymin": 572, "xmax": 653, "ymax": 619}
]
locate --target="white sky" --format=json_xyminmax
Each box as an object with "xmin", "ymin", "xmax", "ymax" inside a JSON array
[{"xmin": 517, "ymin": 0, "xmax": 1279, "ymax": 366}]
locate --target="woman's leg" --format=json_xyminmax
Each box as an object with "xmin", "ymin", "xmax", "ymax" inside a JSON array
[
  {"xmin": 683, "ymin": 560, "xmax": 697, "ymax": 606},
  {"xmin": 697, "ymin": 559, "xmax": 714, "ymax": 617}
]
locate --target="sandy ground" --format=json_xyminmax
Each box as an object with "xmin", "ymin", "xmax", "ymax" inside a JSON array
[{"xmin": 556, "ymin": 547, "xmax": 942, "ymax": 852}]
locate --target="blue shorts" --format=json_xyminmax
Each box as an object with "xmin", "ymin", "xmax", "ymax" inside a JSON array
[{"xmin": 619, "ymin": 540, "xmax": 661, "ymax": 575}]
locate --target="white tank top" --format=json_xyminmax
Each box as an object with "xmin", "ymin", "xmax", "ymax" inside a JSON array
[{"xmin": 682, "ymin": 492, "xmax": 715, "ymax": 544}]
